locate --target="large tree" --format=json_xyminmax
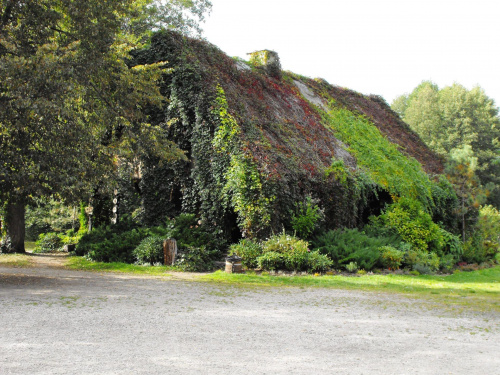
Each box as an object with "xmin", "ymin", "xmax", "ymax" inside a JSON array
[
  {"xmin": 392, "ymin": 81, "xmax": 500, "ymax": 208},
  {"xmin": 0, "ymin": 0, "xmax": 207, "ymax": 252}
]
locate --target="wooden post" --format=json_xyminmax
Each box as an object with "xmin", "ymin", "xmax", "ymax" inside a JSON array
[{"xmin": 163, "ymin": 238, "xmax": 177, "ymax": 266}]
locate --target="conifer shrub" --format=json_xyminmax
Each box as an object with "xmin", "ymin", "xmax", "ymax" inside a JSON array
[
  {"xmin": 312, "ymin": 228, "xmax": 400, "ymax": 271},
  {"xmin": 75, "ymin": 215, "xmax": 144, "ymax": 262},
  {"xmin": 75, "ymin": 213, "xmax": 222, "ymax": 268},
  {"xmin": 83, "ymin": 228, "xmax": 147, "ymax": 263}
]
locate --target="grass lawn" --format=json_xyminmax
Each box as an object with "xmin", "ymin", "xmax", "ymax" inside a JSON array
[
  {"xmin": 201, "ymin": 267, "xmax": 500, "ymax": 313},
  {"xmin": 66, "ymin": 256, "xmax": 175, "ymax": 276},
  {"xmin": 202, "ymin": 267, "xmax": 500, "ymax": 294}
]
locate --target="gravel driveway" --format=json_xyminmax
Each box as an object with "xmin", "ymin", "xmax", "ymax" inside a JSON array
[{"xmin": 0, "ymin": 257, "xmax": 499, "ymax": 374}]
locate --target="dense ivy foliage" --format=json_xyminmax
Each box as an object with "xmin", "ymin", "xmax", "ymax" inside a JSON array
[
  {"xmin": 121, "ymin": 30, "xmax": 453, "ymax": 246},
  {"xmin": 322, "ymin": 105, "xmax": 434, "ymax": 208}
]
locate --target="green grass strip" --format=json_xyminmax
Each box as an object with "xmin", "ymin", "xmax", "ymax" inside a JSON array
[
  {"xmin": 201, "ymin": 267, "xmax": 500, "ymax": 312},
  {"xmin": 66, "ymin": 257, "xmax": 173, "ymax": 276}
]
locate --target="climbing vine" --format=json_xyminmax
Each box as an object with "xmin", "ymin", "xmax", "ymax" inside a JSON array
[
  {"xmin": 212, "ymin": 85, "xmax": 274, "ymax": 237},
  {"xmin": 117, "ymin": 30, "xmax": 452, "ymax": 247},
  {"xmin": 322, "ymin": 105, "xmax": 435, "ymax": 210}
]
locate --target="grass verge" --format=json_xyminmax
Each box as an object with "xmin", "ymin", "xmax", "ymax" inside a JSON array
[
  {"xmin": 66, "ymin": 256, "xmax": 174, "ymax": 276},
  {"xmin": 201, "ymin": 267, "xmax": 500, "ymax": 312},
  {"xmin": 0, "ymin": 253, "xmax": 34, "ymax": 268}
]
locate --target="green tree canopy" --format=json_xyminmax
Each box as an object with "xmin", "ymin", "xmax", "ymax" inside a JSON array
[
  {"xmin": 392, "ymin": 81, "xmax": 500, "ymax": 208},
  {"xmin": 0, "ymin": 0, "xmax": 208, "ymax": 252}
]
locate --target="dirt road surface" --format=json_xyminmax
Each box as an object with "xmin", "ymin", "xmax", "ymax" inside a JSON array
[{"xmin": 1, "ymin": 254, "xmax": 499, "ymax": 374}]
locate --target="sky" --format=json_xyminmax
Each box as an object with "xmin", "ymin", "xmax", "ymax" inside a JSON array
[{"xmin": 202, "ymin": 0, "xmax": 500, "ymax": 106}]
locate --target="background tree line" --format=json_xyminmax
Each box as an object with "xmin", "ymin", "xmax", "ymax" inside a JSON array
[{"xmin": 391, "ymin": 81, "xmax": 500, "ymax": 208}]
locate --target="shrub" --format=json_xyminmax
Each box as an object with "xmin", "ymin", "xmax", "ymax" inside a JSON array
[
  {"xmin": 58, "ymin": 228, "xmax": 82, "ymax": 247},
  {"xmin": 437, "ymin": 228, "xmax": 463, "ymax": 259},
  {"xmin": 290, "ymin": 196, "xmax": 324, "ymax": 239},
  {"xmin": 439, "ymin": 254, "xmax": 456, "ymax": 273},
  {"xmin": 79, "ymin": 226, "xmax": 147, "ymax": 263},
  {"xmin": 413, "ymin": 252, "xmax": 440, "ymax": 274},
  {"xmin": 133, "ymin": 235, "xmax": 165, "ymax": 265},
  {"xmin": 379, "ymin": 246, "xmax": 403, "ymax": 270},
  {"xmin": 261, "ymin": 232, "xmax": 310, "ymax": 254},
  {"xmin": 33, "ymin": 228, "xmax": 81, "ymax": 254},
  {"xmin": 34, "ymin": 232, "xmax": 63, "ymax": 253},
  {"xmin": 346, "ymin": 261, "xmax": 358, "ymax": 273},
  {"xmin": 462, "ymin": 234, "xmax": 489, "ymax": 264},
  {"xmin": 160, "ymin": 214, "xmax": 219, "ymax": 250},
  {"xmin": 257, "ymin": 250, "xmax": 332, "ymax": 273},
  {"xmin": 306, "ymin": 251, "xmax": 333, "ymax": 273},
  {"xmin": 257, "ymin": 251, "xmax": 285, "ymax": 271},
  {"xmin": 76, "ymin": 215, "xmax": 139, "ymax": 253},
  {"xmin": 312, "ymin": 228, "xmax": 400, "ymax": 271},
  {"xmin": 402, "ymin": 248, "xmax": 422, "ymax": 269},
  {"xmin": 413, "ymin": 263, "xmax": 433, "ymax": 275},
  {"xmin": 401, "ymin": 246, "xmax": 439, "ymax": 273},
  {"xmin": 464, "ymin": 205, "xmax": 500, "ymax": 262},
  {"xmin": 229, "ymin": 239, "xmax": 263, "ymax": 269},
  {"xmin": 372, "ymin": 197, "xmax": 444, "ymax": 252},
  {"xmin": 175, "ymin": 245, "xmax": 220, "ymax": 272},
  {"xmin": 255, "ymin": 233, "xmax": 332, "ymax": 272},
  {"xmin": 76, "ymin": 213, "xmax": 220, "ymax": 266}
]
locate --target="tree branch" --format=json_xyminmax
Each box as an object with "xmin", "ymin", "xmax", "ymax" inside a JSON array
[
  {"xmin": 0, "ymin": 0, "xmax": 15, "ymax": 31},
  {"xmin": 49, "ymin": 26, "xmax": 78, "ymax": 41}
]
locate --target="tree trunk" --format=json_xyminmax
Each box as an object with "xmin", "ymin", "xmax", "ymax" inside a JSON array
[
  {"xmin": 1, "ymin": 200, "xmax": 26, "ymax": 253},
  {"xmin": 461, "ymin": 193, "xmax": 466, "ymax": 243}
]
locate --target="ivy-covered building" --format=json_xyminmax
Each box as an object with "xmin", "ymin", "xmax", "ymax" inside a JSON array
[{"xmin": 127, "ymin": 31, "xmax": 445, "ymax": 241}]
